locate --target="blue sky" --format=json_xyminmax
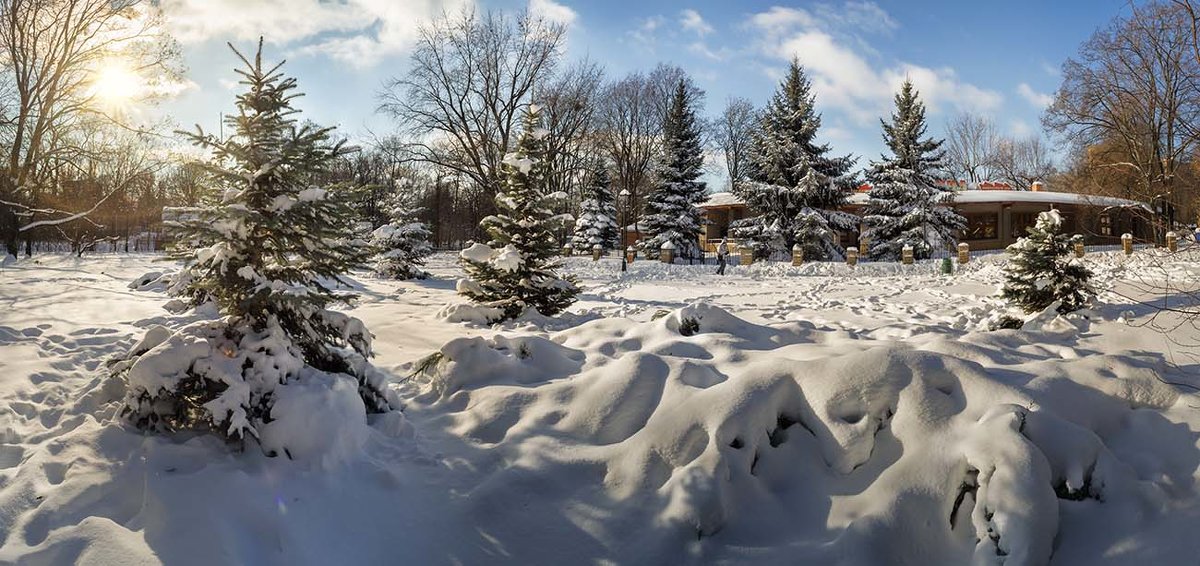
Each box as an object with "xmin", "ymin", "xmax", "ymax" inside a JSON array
[{"xmin": 155, "ymin": 0, "xmax": 1133, "ymax": 183}]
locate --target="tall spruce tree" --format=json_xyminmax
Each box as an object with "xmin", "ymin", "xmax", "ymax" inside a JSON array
[
  {"xmin": 641, "ymin": 80, "xmax": 707, "ymax": 259},
  {"xmin": 863, "ymin": 80, "xmax": 965, "ymax": 261},
  {"xmin": 457, "ymin": 105, "xmax": 579, "ymax": 320},
  {"xmin": 571, "ymin": 164, "xmax": 619, "ymax": 252},
  {"xmin": 113, "ymin": 40, "xmax": 393, "ymax": 445},
  {"xmin": 1001, "ymin": 210, "xmax": 1093, "ymax": 314},
  {"xmin": 733, "ymin": 59, "xmax": 858, "ymax": 260}
]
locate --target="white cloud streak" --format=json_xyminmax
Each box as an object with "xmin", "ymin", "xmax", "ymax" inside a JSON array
[
  {"xmin": 1017, "ymin": 83, "xmax": 1053, "ymax": 108},
  {"xmin": 160, "ymin": 0, "xmax": 471, "ymax": 68},
  {"xmin": 747, "ymin": 3, "xmax": 1002, "ymax": 125}
]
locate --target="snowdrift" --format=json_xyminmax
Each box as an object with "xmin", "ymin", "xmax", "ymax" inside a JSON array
[{"xmin": 412, "ymin": 302, "xmax": 1191, "ymax": 565}]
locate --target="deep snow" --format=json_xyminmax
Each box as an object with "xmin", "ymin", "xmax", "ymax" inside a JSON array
[{"xmin": 1, "ymin": 250, "xmax": 1199, "ymax": 565}]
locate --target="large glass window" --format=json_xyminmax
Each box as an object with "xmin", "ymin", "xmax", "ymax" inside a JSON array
[{"xmin": 963, "ymin": 213, "xmax": 998, "ymax": 240}]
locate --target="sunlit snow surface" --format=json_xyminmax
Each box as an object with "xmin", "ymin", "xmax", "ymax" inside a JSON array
[{"xmin": 1, "ymin": 250, "xmax": 1199, "ymax": 565}]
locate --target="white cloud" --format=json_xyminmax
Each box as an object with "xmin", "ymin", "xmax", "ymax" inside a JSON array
[
  {"xmin": 747, "ymin": 3, "xmax": 1001, "ymax": 125},
  {"xmin": 530, "ymin": 0, "xmax": 577, "ymax": 28},
  {"xmin": 160, "ymin": 0, "xmax": 470, "ymax": 68},
  {"xmin": 688, "ymin": 41, "xmax": 729, "ymax": 61},
  {"xmin": 627, "ymin": 15, "xmax": 666, "ymax": 46},
  {"xmin": 1017, "ymin": 83, "xmax": 1053, "ymax": 108},
  {"xmin": 680, "ymin": 9, "xmax": 714, "ymax": 37}
]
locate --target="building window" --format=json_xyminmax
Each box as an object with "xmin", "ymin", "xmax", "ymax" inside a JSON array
[
  {"xmin": 963, "ymin": 213, "xmax": 998, "ymax": 240},
  {"xmin": 1011, "ymin": 212, "xmax": 1037, "ymax": 239},
  {"xmin": 1100, "ymin": 214, "xmax": 1112, "ymax": 236}
]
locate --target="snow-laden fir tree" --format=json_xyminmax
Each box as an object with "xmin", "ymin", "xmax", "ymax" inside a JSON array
[
  {"xmin": 640, "ymin": 80, "xmax": 707, "ymax": 259},
  {"xmin": 571, "ymin": 164, "xmax": 619, "ymax": 252},
  {"xmin": 732, "ymin": 59, "xmax": 858, "ymax": 260},
  {"xmin": 1001, "ymin": 210, "xmax": 1093, "ymax": 314},
  {"xmin": 862, "ymin": 80, "xmax": 965, "ymax": 261},
  {"xmin": 111, "ymin": 40, "xmax": 394, "ymax": 448},
  {"xmin": 371, "ymin": 183, "xmax": 433, "ymax": 279},
  {"xmin": 457, "ymin": 104, "xmax": 578, "ymax": 321}
]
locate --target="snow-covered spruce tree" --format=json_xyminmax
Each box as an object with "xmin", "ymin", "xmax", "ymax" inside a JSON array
[
  {"xmin": 863, "ymin": 80, "xmax": 965, "ymax": 261},
  {"xmin": 457, "ymin": 105, "xmax": 579, "ymax": 321},
  {"xmin": 111, "ymin": 40, "xmax": 394, "ymax": 448},
  {"xmin": 641, "ymin": 79, "xmax": 707, "ymax": 259},
  {"xmin": 732, "ymin": 59, "xmax": 858, "ymax": 260},
  {"xmin": 1001, "ymin": 210, "xmax": 1093, "ymax": 314},
  {"xmin": 571, "ymin": 164, "xmax": 619, "ymax": 252},
  {"xmin": 371, "ymin": 186, "xmax": 433, "ymax": 279}
]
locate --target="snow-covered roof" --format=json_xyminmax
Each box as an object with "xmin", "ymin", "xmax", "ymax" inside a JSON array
[
  {"xmin": 699, "ymin": 192, "xmax": 745, "ymax": 208},
  {"xmin": 700, "ymin": 190, "xmax": 1148, "ymax": 210},
  {"xmin": 846, "ymin": 190, "xmax": 1150, "ymax": 210}
]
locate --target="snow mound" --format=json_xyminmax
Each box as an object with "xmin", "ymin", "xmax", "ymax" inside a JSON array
[{"xmin": 414, "ymin": 302, "xmax": 1188, "ymax": 564}]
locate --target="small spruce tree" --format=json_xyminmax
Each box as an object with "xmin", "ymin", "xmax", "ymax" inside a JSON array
[
  {"xmin": 641, "ymin": 80, "xmax": 707, "ymax": 259},
  {"xmin": 863, "ymin": 80, "xmax": 965, "ymax": 261},
  {"xmin": 457, "ymin": 105, "xmax": 579, "ymax": 321},
  {"xmin": 732, "ymin": 59, "xmax": 859, "ymax": 260},
  {"xmin": 1001, "ymin": 210, "xmax": 1093, "ymax": 314},
  {"xmin": 372, "ymin": 185, "xmax": 433, "ymax": 279},
  {"xmin": 571, "ymin": 165, "xmax": 619, "ymax": 252},
  {"xmin": 112, "ymin": 40, "xmax": 394, "ymax": 446}
]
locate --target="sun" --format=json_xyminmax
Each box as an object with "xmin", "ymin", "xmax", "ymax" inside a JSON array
[{"xmin": 89, "ymin": 61, "xmax": 143, "ymax": 109}]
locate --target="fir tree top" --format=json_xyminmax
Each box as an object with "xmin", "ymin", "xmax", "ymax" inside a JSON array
[
  {"xmin": 749, "ymin": 59, "xmax": 855, "ymax": 190},
  {"xmin": 877, "ymin": 79, "xmax": 944, "ymax": 175}
]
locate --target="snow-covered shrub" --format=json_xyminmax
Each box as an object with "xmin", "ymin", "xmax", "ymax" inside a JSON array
[
  {"xmin": 456, "ymin": 105, "xmax": 578, "ymax": 321},
  {"xmin": 370, "ymin": 183, "xmax": 433, "ymax": 279},
  {"xmin": 371, "ymin": 219, "xmax": 433, "ymax": 280},
  {"xmin": 111, "ymin": 41, "xmax": 395, "ymax": 449},
  {"xmin": 1001, "ymin": 210, "xmax": 1093, "ymax": 314},
  {"xmin": 571, "ymin": 165, "xmax": 619, "ymax": 253}
]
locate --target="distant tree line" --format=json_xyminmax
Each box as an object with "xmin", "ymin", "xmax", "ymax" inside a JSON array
[{"xmin": 3, "ymin": 0, "xmax": 1199, "ymax": 258}]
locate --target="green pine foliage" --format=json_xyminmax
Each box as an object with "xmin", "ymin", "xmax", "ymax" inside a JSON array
[
  {"xmin": 1001, "ymin": 210, "xmax": 1093, "ymax": 314},
  {"xmin": 641, "ymin": 80, "xmax": 708, "ymax": 259},
  {"xmin": 732, "ymin": 59, "xmax": 859, "ymax": 260},
  {"xmin": 115, "ymin": 40, "xmax": 393, "ymax": 444},
  {"xmin": 372, "ymin": 187, "xmax": 434, "ymax": 280},
  {"xmin": 863, "ymin": 80, "xmax": 965, "ymax": 261},
  {"xmin": 457, "ymin": 105, "xmax": 579, "ymax": 321}
]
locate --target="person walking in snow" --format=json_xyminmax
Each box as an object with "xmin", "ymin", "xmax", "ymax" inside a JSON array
[{"xmin": 716, "ymin": 239, "xmax": 729, "ymax": 275}]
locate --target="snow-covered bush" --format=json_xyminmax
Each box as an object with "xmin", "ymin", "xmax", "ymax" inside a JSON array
[
  {"xmin": 456, "ymin": 105, "xmax": 578, "ymax": 321},
  {"xmin": 1001, "ymin": 210, "xmax": 1093, "ymax": 314},
  {"xmin": 371, "ymin": 190, "xmax": 433, "ymax": 279},
  {"xmin": 111, "ymin": 41, "xmax": 395, "ymax": 449},
  {"xmin": 571, "ymin": 165, "xmax": 619, "ymax": 253}
]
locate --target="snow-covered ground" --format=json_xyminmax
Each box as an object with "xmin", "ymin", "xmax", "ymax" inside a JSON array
[{"xmin": 2, "ymin": 251, "xmax": 1199, "ymax": 564}]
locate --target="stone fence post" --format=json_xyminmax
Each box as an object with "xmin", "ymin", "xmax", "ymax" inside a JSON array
[
  {"xmin": 901, "ymin": 244, "xmax": 914, "ymax": 265},
  {"xmin": 957, "ymin": 242, "xmax": 970, "ymax": 264},
  {"xmin": 1121, "ymin": 233, "xmax": 1133, "ymax": 256},
  {"xmin": 660, "ymin": 241, "xmax": 675, "ymax": 264},
  {"xmin": 1166, "ymin": 231, "xmax": 1178, "ymax": 252},
  {"xmin": 791, "ymin": 244, "xmax": 804, "ymax": 266},
  {"xmin": 625, "ymin": 246, "xmax": 636, "ymax": 263},
  {"xmin": 846, "ymin": 246, "xmax": 858, "ymax": 266}
]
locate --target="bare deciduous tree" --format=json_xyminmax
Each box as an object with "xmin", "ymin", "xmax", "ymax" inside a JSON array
[
  {"xmin": 943, "ymin": 112, "xmax": 997, "ymax": 185},
  {"xmin": 711, "ymin": 96, "xmax": 756, "ymax": 192},
  {"xmin": 378, "ymin": 8, "xmax": 566, "ymax": 236},
  {"xmin": 991, "ymin": 136, "xmax": 1056, "ymax": 191},
  {"xmin": 1044, "ymin": 1, "xmax": 1200, "ymax": 240},
  {"xmin": 0, "ymin": 0, "xmax": 180, "ymax": 256},
  {"xmin": 594, "ymin": 65, "xmax": 702, "ymax": 225}
]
